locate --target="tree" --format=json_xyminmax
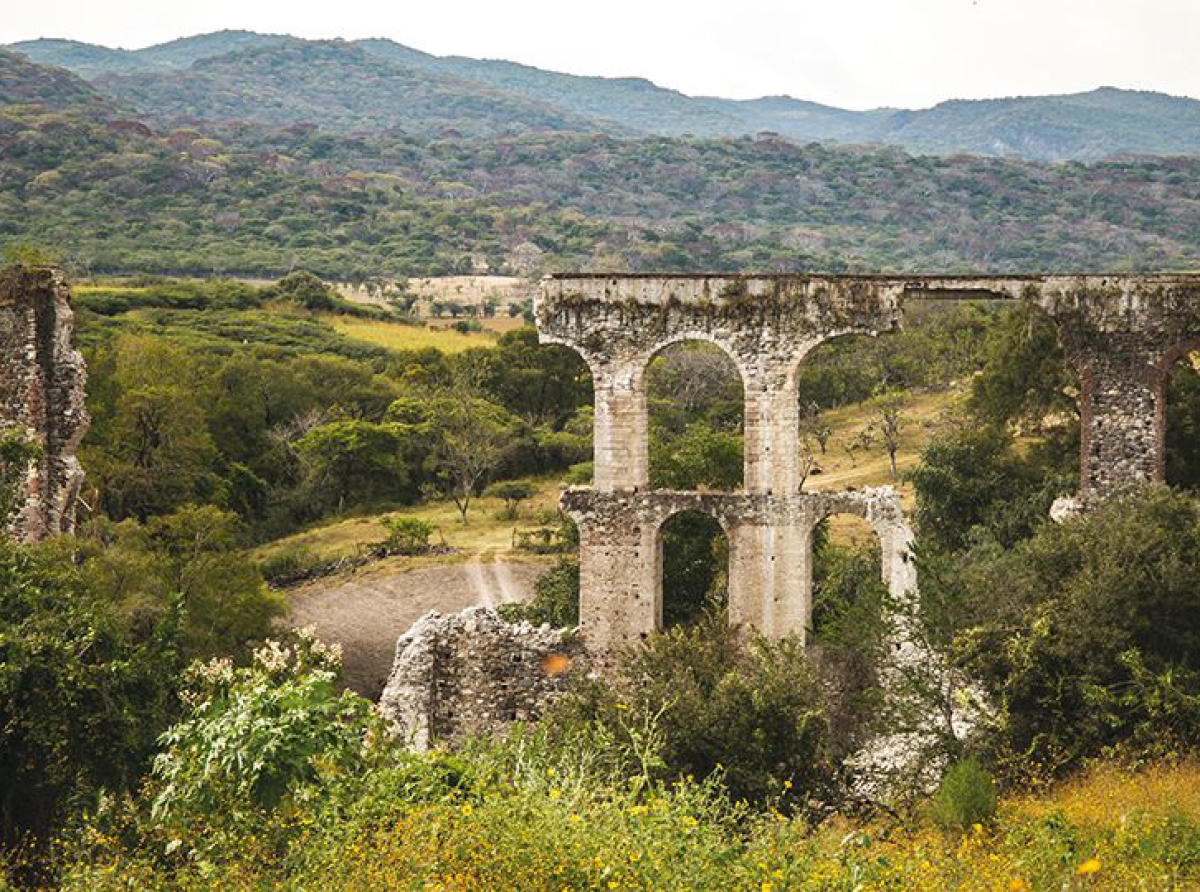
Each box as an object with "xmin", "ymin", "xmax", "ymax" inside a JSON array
[
  {"xmin": 869, "ymin": 390, "xmax": 907, "ymax": 479},
  {"xmin": 485, "ymin": 480, "xmax": 536, "ymax": 520},
  {"xmin": 269, "ymin": 271, "xmax": 337, "ymax": 312},
  {"xmin": 909, "ymin": 423, "xmax": 1070, "ymax": 554},
  {"xmin": 388, "ymin": 381, "xmax": 524, "ymax": 524},
  {"xmin": 294, "ymin": 421, "xmax": 410, "ymax": 514}
]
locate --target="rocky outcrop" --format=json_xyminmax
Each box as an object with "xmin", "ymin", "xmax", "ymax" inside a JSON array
[
  {"xmin": 378, "ymin": 607, "xmax": 586, "ymax": 749},
  {"xmin": 0, "ymin": 266, "xmax": 88, "ymax": 541}
]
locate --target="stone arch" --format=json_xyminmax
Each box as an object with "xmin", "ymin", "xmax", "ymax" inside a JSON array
[
  {"xmin": 640, "ymin": 336, "xmax": 747, "ymax": 492},
  {"xmin": 653, "ymin": 505, "xmax": 734, "ymax": 629},
  {"xmin": 1157, "ymin": 337, "xmax": 1200, "ymax": 490},
  {"xmin": 808, "ymin": 489, "xmax": 917, "ymax": 608}
]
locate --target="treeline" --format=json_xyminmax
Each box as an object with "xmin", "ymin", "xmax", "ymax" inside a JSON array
[
  {"xmin": 77, "ymin": 276, "xmax": 591, "ymax": 538},
  {"xmin": 6, "ymin": 95, "xmax": 1200, "ymax": 280}
]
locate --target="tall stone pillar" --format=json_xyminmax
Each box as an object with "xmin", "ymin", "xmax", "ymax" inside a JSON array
[
  {"xmin": 0, "ymin": 267, "xmax": 89, "ymax": 542},
  {"xmin": 590, "ymin": 361, "xmax": 648, "ymax": 492},
  {"xmin": 743, "ymin": 380, "xmax": 800, "ymax": 495},
  {"xmin": 726, "ymin": 516, "xmax": 810, "ymax": 641},
  {"xmin": 1073, "ymin": 338, "xmax": 1163, "ymax": 500},
  {"xmin": 565, "ymin": 493, "xmax": 659, "ymax": 653}
]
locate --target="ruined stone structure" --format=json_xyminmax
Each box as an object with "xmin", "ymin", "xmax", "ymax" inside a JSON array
[
  {"xmin": 538, "ymin": 273, "xmax": 1200, "ymax": 651},
  {"xmin": 0, "ymin": 267, "xmax": 88, "ymax": 541},
  {"xmin": 379, "ymin": 607, "xmax": 586, "ymax": 748}
]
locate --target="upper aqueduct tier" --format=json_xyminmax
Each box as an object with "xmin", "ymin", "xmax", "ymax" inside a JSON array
[{"xmin": 537, "ymin": 273, "xmax": 1200, "ymax": 650}]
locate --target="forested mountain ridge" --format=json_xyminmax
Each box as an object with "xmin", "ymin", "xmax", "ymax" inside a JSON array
[
  {"xmin": 10, "ymin": 30, "xmax": 1200, "ymax": 159},
  {"xmin": 90, "ymin": 40, "xmax": 609, "ymax": 137}
]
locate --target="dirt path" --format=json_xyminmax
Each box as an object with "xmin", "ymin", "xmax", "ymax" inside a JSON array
[{"xmin": 286, "ymin": 557, "xmax": 545, "ymax": 698}]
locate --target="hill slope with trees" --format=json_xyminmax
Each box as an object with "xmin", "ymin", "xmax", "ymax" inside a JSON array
[{"xmin": 10, "ymin": 31, "xmax": 1200, "ymax": 159}]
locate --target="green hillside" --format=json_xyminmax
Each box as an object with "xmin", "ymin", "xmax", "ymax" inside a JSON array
[
  {"xmin": 11, "ymin": 31, "xmax": 1200, "ymax": 160},
  {"xmin": 91, "ymin": 40, "xmax": 602, "ymax": 137}
]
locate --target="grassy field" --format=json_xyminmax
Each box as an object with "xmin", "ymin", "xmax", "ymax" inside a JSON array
[
  {"xmin": 66, "ymin": 758, "xmax": 1200, "ymax": 889},
  {"xmin": 255, "ymin": 477, "xmax": 566, "ymax": 565},
  {"xmin": 326, "ymin": 315, "xmax": 500, "ymax": 353},
  {"xmin": 257, "ymin": 388, "xmax": 960, "ymax": 565}
]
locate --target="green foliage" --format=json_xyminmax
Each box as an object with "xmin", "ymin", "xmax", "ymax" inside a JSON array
[
  {"xmin": 947, "ymin": 487, "xmax": 1200, "ymax": 775},
  {"xmin": 551, "ymin": 617, "xmax": 830, "ymax": 807},
  {"xmin": 377, "ymin": 514, "xmax": 434, "ymax": 555},
  {"xmin": 294, "ymin": 420, "xmax": 411, "ymax": 513},
  {"xmin": 660, "ymin": 511, "xmax": 727, "ymax": 627},
  {"xmin": 0, "ymin": 536, "xmax": 176, "ymax": 848},
  {"xmin": 910, "ymin": 423, "xmax": 1073, "ymax": 553},
  {"xmin": 810, "ymin": 525, "xmax": 888, "ymax": 653},
  {"xmin": 485, "ymin": 479, "xmax": 535, "ymax": 520},
  {"xmin": 650, "ymin": 422, "xmax": 743, "ymax": 491},
  {"xmin": 88, "ymin": 505, "xmax": 283, "ymax": 660},
  {"xmin": 930, "ymin": 758, "xmax": 998, "ymax": 830},
  {"xmin": 968, "ymin": 303, "xmax": 1076, "ymax": 429},
  {"xmin": 0, "ymin": 427, "xmax": 40, "ymax": 529},
  {"xmin": 150, "ymin": 631, "xmax": 382, "ymax": 838},
  {"xmin": 501, "ymin": 558, "xmax": 579, "ymax": 627},
  {"xmin": 1166, "ymin": 359, "xmax": 1200, "ymax": 493},
  {"xmin": 266, "ymin": 270, "xmax": 337, "ymax": 311}
]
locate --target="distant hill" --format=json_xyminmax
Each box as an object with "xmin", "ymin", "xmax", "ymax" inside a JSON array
[
  {"xmin": 10, "ymin": 31, "xmax": 1200, "ymax": 159},
  {"xmin": 0, "ymin": 47, "xmax": 116, "ymax": 117},
  {"xmin": 90, "ymin": 40, "xmax": 608, "ymax": 137}
]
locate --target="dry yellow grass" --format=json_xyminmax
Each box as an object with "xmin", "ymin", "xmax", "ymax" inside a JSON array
[
  {"xmin": 326, "ymin": 315, "xmax": 498, "ymax": 354},
  {"xmin": 254, "ymin": 477, "xmax": 565, "ymax": 565}
]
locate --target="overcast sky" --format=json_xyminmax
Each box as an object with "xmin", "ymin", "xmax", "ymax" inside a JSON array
[{"xmin": 5, "ymin": 0, "xmax": 1199, "ymax": 109}]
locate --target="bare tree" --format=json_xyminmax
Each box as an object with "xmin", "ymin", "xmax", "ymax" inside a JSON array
[{"xmin": 870, "ymin": 390, "xmax": 907, "ymax": 479}]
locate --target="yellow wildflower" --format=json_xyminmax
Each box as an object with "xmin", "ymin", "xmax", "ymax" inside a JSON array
[{"xmin": 1077, "ymin": 857, "xmax": 1101, "ymax": 876}]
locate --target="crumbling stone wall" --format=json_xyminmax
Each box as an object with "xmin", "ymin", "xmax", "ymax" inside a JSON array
[
  {"xmin": 0, "ymin": 267, "xmax": 88, "ymax": 541},
  {"xmin": 379, "ymin": 607, "xmax": 587, "ymax": 748},
  {"xmin": 560, "ymin": 486, "xmax": 915, "ymax": 651},
  {"xmin": 539, "ymin": 273, "xmax": 1200, "ymax": 652}
]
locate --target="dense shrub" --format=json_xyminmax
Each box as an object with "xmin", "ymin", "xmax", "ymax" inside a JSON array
[
  {"xmin": 500, "ymin": 557, "xmax": 580, "ymax": 627},
  {"xmin": 150, "ymin": 631, "xmax": 382, "ymax": 842},
  {"xmin": 946, "ymin": 487, "xmax": 1200, "ymax": 775},
  {"xmin": 549, "ymin": 616, "xmax": 831, "ymax": 807},
  {"xmin": 376, "ymin": 514, "xmax": 434, "ymax": 555},
  {"xmin": 910, "ymin": 423, "xmax": 1073, "ymax": 553},
  {"xmin": 930, "ymin": 758, "xmax": 998, "ymax": 830}
]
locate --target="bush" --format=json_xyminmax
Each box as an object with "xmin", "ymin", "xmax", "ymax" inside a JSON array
[
  {"xmin": 258, "ymin": 546, "xmax": 327, "ymax": 586},
  {"xmin": 930, "ymin": 758, "xmax": 998, "ymax": 830},
  {"xmin": 948, "ymin": 487, "xmax": 1200, "ymax": 776},
  {"xmin": 500, "ymin": 558, "xmax": 579, "ymax": 627},
  {"xmin": 549, "ymin": 616, "xmax": 831, "ymax": 808},
  {"xmin": 485, "ymin": 480, "xmax": 536, "ymax": 520},
  {"xmin": 377, "ymin": 515, "xmax": 434, "ymax": 555},
  {"xmin": 150, "ymin": 631, "xmax": 381, "ymax": 842}
]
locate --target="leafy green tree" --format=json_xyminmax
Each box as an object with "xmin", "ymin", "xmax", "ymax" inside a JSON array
[
  {"xmin": 485, "ymin": 480, "xmax": 536, "ymax": 520},
  {"xmin": 1165, "ymin": 359, "xmax": 1200, "ymax": 492},
  {"xmin": 294, "ymin": 420, "xmax": 410, "ymax": 514},
  {"xmin": 909, "ymin": 424, "xmax": 1071, "ymax": 553},
  {"xmin": 949, "ymin": 487, "xmax": 1200, "ymax": 776},
  {"xmin": 968, "ymin": 303, "xmax": 1075, "ymax": 429},
  {"xmin": 268, "ymin": 270, "xmax": 338, "ymax": 311},
  {"xmin": 388, "ymin": 387, "xmax": 524, "ymax": 524},
  {"xmin": 650, "ymin": 422, "xmax": 743, "ymax": 491}
]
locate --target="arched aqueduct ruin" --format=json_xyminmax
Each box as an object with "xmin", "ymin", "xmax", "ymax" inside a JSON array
[{"xmin": 537, "ymin": 274, "xmax": 1200, "ymax": 651}]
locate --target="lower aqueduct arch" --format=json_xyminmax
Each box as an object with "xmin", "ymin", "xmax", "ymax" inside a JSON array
[{"xmin": 539, "ymin": 273, "xmax": 1200, "ymax": 651}]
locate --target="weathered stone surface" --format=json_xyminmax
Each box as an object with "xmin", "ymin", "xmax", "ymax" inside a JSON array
[
  {"xmin": 538, "ymin": 273, "xmax": 1200, "ymax": 652},
  {"xmin": 0, "ymin": 267, "xmax": 88, "ymax": 541},
  {"xmin": 378, "ymin": 606, "xmax": 586, "ymax": 749},
  {"xmin": 560, "ymin": 486, "xmax": 915, "ymax": 651}
]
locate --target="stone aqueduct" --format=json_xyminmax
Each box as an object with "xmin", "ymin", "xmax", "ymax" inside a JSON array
[{"xmin": 537, "ymin": 274, "xmax": 1200, "ymax": 652}]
